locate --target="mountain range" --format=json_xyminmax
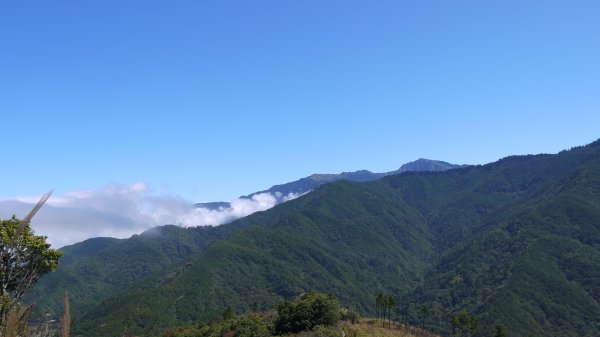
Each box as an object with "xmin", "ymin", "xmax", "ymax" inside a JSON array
[
  {"xmin": 194, "ymin": 158, "xmax": 464, "ymax": 210},
  {"xmin": 27, "ymin": 142, "xmax": 600, "ymax": 337}
]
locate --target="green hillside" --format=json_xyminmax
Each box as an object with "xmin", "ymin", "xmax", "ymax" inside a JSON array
[
  {"xmin": 27, "ymin": 224, "xmax": 233, "ymax": 319},
  {"xmin": 31, "ymin": 140, "xmax": 600, "ymax": 337},
  {"xmin": 73, "ymin": 180, "xmax": 432, "ymax": 335}
]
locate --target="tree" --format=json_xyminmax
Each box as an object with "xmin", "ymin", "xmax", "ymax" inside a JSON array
[
  {"xmin": 375, "ymin": 293, "xmax": 395, "ymax": 328},
  {"xmin": 420, "ymin": 304, "xmax": 429, "ymax": 330},
  {"xmin": 386, "ymin": 295, "xmax": 396, "ymax": 328},
  {"xmin": 375, "ymin": 293, "xmax": 384, "ymax": 325},
  {"xmin": 0, "ymin": 192, "xmax": 62, "ymax": 334},
  {"xmin": 382, "ymin": 295, "xmax": 386, "ymax": 327},
  {"xmin": 274, "ymin": 292, "xmax": 339, "ymax": 334}
]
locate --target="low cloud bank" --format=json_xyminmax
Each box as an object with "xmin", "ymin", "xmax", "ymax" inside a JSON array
[{"xmin": 0, "ymin": 183, "xmax": 302, "ymax": 248}]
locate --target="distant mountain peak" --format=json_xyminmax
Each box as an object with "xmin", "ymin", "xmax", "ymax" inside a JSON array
[
  {"xmin": 307, "ymin": 173, "xmax": 339, "ymax": 182},
  {"xmin": 397, "ymin": 158, "xmax": 465, "ymax": 173},
  {"xmin": 195, "ymin": 158, "xmax": 465, "ymax": 212}
]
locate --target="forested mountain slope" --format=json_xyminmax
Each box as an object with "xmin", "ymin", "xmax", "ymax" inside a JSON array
[
  {"xmin": 27, "ymin": 224, "xmax": 235, "ymax": 319},
  {"xmin": 74, "ymin": 179, "xmax": 433, "ymax": 336},
  {"xmin": 33, "ymin": 140, "xmax": 600, "ymax": 337}
]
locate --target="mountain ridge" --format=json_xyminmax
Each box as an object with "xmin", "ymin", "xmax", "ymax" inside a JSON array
[
  {"xmin": 195, "ymin": 158, "xmax": 465, "ymax": 210},
  {"xmin": 30, "ymin": 140, "xmax": 600, "ymax": 337}
]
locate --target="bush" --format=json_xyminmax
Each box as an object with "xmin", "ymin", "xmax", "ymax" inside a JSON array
[
  {"xmin": 274, "ymin": 293, "xmax": 340, "ymax": 335},
  {"xmin": 339, "ymin": 308, "xmax": 360, "ymax": 324},
  {"xmin": 165, "ymin": 314, "xmax": 270, "ymax": 337}
]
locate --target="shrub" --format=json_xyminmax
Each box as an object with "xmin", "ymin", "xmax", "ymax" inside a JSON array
[{"xmin": 274, "ymin": 293, "xmax": 340, "ymax": 335}]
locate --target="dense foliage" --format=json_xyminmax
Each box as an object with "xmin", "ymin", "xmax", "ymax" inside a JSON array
[
  {"xmin": 32, "ymin": 139, "xmax": 600, "ymax": 337},
  {"xmin": 26, "ymin": 224, "xmax": 233, "ymax": 320},
  {"xmin": 0, "ymin": 216, "xmax": 62, "ymax": 335},
  {"xmin": 274, "ymin": 293, "xmax": 340, "ymax": 334},
  {"xmin": 165, "ymin": 313, "xmax": 271, "ymax": 337},
  {"xmin": 165, "ymin": 292, "xmax": 341, "ymax": 337}
]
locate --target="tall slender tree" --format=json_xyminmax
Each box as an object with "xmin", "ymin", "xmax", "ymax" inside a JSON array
[
  {"xmin": 380, "ymin": 294, "xmax": 387, "ymax": 327},
  {"xmin": 403, "ymin": 297, "xmax": 410, "ymax": 331},
  {"xmin": 421, "ymin": 304, "xmax": 429, "ymax": 330},
  {"xmin": 386, "ymin": 295, "xmax": 396, "ymax": 328},
  {"xmin": 375, "ymin": 293, "xmax": 384, "ymax": 324},
  {"xmin": 382, "ymin": 295, "xmax": 387, "ymax": 327}
]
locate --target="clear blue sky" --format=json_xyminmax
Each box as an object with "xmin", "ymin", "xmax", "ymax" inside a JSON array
[{"xmin": 2, "ymin": 0, "xmax": 599, "ymax": 202}]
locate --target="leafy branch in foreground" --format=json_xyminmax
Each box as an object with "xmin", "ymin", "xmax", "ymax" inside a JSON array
[{"xmin": 0, "ymin": 191, "xmax": 63, "ymax": 336}]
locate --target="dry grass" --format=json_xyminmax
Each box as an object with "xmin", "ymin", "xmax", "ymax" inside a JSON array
[
  {"xmin": 1, "ymin": 305, "xmax": 32, "ymax": 337},
  {"xmin": 61, "ymin": 293, "xmax": 70, "ymax": 337},
  {"xmin": 341, "ymin": 319, "xmax": 444, "ymax": 337}
]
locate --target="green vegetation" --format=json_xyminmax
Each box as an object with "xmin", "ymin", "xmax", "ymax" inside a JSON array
[
  {"xmin": 0, "ymin": 193, "xmax": 63, "ymax": 337},
  {"xmin": 30, "ymin": 139, "xmax": 600, "ymax": 337},
  {"xmin": 450, "ymin": 311, "xmax": 477, "ymax": 337},
  {"xmin": 163, "ymin": 292, "xmax": 437, "ymax": 337},
  {"xmin": 274, "ymin": 292, "xmax": 339, "ymax": 334},
  {"xmin": 164, "ymin": 313, "xmax": 271, "ymax": 337},
  {"xmin": 163, "ymin": 292, "xmax": 340, "ymax": 337},
  {"xmin": 26, "ymin": 224, "xmax": 234, "ymax": 320},
  {"xmin": 376, "ymin": 294, "xmax": 396, "ymax": 328},
  {"xmin": 1, "ymin": 215, "xmax": 62, "ymax": 325}
]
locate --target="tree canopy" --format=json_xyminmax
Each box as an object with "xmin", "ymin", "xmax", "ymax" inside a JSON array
[
  {"xmin": 274, "ymin": 292, "xmax": 340, "ymax": 335},
  {"xmin": 0, "ymin": 215, "xmax": 62, "ymax": 332}
]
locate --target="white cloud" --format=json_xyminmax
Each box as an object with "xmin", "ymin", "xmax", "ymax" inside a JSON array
[
  {"xmin": 0, "ymin": 183, "xmax": 304, "ymax": 248},
  {"xmin": 282, "ymin": 192, "xmax": 305, "ymax": 202}
]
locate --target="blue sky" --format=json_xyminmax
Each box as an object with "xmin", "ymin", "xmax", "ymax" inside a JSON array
[{"xmin": 2, "ymin": 0, "xmax": 599, "ymax": 203}]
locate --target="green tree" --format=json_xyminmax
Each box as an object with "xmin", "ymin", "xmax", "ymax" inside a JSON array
[
  {"xmin": 229, "ymin": 314, "xmax": 270, "ymax": 337},
  {"xmin": 380, "ymin": 296, "xmax": 385, "ymax": 327},
  {"xmin": 376, "ymin": 294, "xmax": 395, "ymax": 328},
  {"xmin": 386, "ymin": 295, "xmax": 395, "ymax": 329},
  {"xmin": 275, "ymin": 292, "xmax": 339, "ymax": 334},
  {"xmin": 0, "ymin": 192, "xmax": 62, "ymax": 335},
  {"xmin": 375, "ymin": 293, "xmax": 384, "ymax": 325}
]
